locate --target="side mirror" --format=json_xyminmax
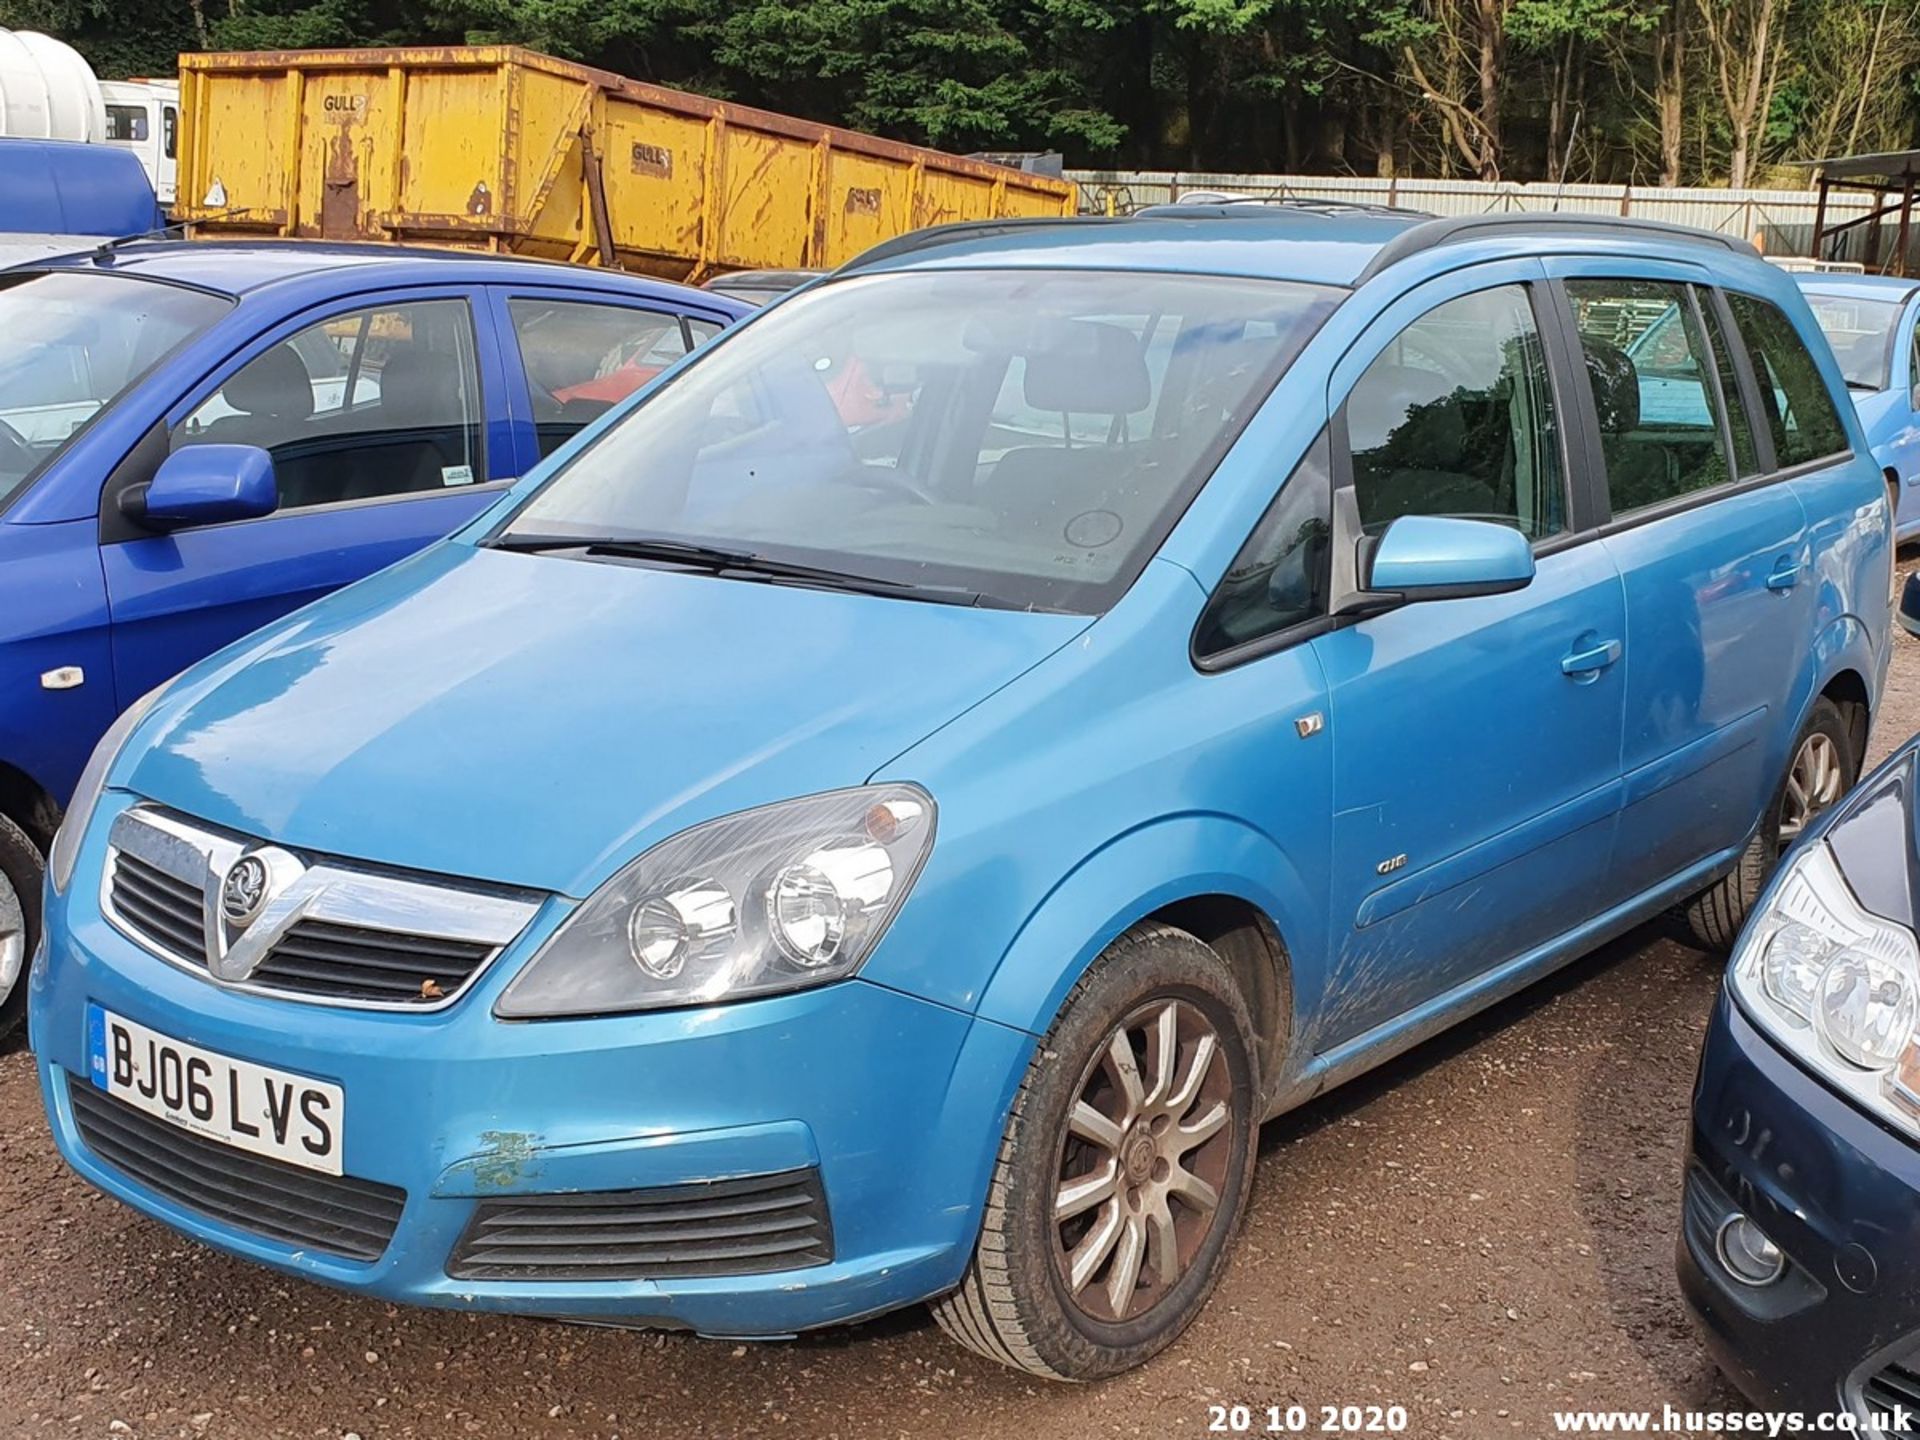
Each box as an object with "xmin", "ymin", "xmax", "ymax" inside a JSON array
[
  {"xmin": 128, "ymin": 445, "xmax": 278, "ymax": 530},
  {"xmin": 1899, "ymin": 571, "xmax": 1920, "ymax": 639},
  {"xmin": 1363, "ymin": 514, "xmax": 1535, "ymax": 602}
]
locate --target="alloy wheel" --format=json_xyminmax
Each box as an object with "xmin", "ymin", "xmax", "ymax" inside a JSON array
[
  {"xmin": 1051, "ymin": 997, "xmax": 1235, "ymax": 1324},
  {"xmin": 1779, "ymin": 731, "xmax": 1846, "ymax": 845}
]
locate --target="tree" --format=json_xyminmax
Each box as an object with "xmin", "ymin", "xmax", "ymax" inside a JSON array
[
  {"xmin": 1695, "ymin": 0, "xmax": 1787, "ymax": 189},
  {"xmin": 1651, "ymin": 0, "xmax": 1684, "ymax": 185},
  {"xmin": 698, "ymin": 0, "xmax": 1122, "ymax": 152},
  {"xmin": 1509, "ymin": 0, "xmax": 1657, "ymax": 182}
]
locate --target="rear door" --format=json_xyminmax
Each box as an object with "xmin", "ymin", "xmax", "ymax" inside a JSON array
[
  {"xmin": 99, "ymin": 285, "xmax": 518, "ymax": 700},
  {"xmin": 1724, "ymin": 288, "xmax": 1890, "ymax": 703},
  {"xmin": 1546, "ymin": 262, "xmax": 1814, "ymax": 906},
  {"xmin": 490, "ymin": 288, "xmax": 734, "ymax": 465},
  {"xmin": 1308, "ymin": 261, "xmax": 1629, "ymax": 1044}
]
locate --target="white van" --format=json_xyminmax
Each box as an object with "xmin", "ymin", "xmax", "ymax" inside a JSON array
[{"xmin": 99, "ymin": 78, "xmax": 177, "ymax": 205}]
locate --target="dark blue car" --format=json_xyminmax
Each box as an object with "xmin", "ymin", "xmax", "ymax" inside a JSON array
[
  {"xmin": 1681, "ymin": 715, "xmax": 1920, "ymax": 1428},
  {"xmin": 0, "ymin": 241, "xmax": 745, "ymax": 1036}
]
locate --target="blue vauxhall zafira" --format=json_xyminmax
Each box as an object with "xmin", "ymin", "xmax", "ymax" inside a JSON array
[{"xmin": 30, "ymin": 208, "xmax": 1893, "ymax": 1380}]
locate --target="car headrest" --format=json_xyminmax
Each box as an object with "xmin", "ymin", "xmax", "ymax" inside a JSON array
[
  {"xmin": 1582, "ymin": 339, "xmax": 1641, "ymax": 435},
  {"xmin": 223, "ymin": 344, "xmax": 314, "ymax": 422},
  {"xmin": 1023, "ymin": 321, "xmax": 1151, "ymax": 415},
  {"xmin": 377, "ymin": 346, "xmax": 458, "ymax": 426}
]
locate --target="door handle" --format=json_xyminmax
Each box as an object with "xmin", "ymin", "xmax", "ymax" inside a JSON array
[
  {"xmin": 1561, "ymin": 638, "xmax": 1622, "ymax": 678},
  {"xmin": 1766, "ymin": 559, "xmax": 1802, "ymax": 593}
]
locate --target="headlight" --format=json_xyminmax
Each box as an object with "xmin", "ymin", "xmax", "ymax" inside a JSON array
[
  {"xmin": 497, "ymin": 784, "xmax": 934, "ymax": 1017},
  {"xmin": 1730, "ymin": 841, "xmax": 1920, "ymax": 1136},
  {"xmin": 48, "ymin": 685, "xmax": 168, "ymax": 894}
]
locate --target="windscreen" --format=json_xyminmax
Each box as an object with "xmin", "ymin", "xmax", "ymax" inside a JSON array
[
  {"xmin": 0, "ymin": 271, "xmax": 231, "ymax": 505},
  {"xmin": 506, "ymin": 269, "xmax": 1341, "ymax": 613},
  {"xmin": 1801, "ymin": 291, "xmax": 1903, "ymax": 391}
]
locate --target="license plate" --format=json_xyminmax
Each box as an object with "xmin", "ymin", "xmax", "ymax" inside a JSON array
[{"xmin": 86, "ymin": 1005, "xmax": 344, "ymax": 1176}]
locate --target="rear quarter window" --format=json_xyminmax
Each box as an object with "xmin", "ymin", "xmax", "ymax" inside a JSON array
[{"xmin": 1724, "ymin": 293, "xmax": 1851, "ymax": 469}]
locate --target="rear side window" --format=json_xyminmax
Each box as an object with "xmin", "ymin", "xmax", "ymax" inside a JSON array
[
  {"xmin": 1566, "ymin": 279, "xmax": 1729, "ymax": 515},
  {"xmin": 1196, "ymin": 432, "xmax": 1331, "ymax": 659},
  {"xmin": 1343, "ymin": 284, "xmax": 1565, "ymax": 541},
  {"xmin": 509, "ymin": 298, "xmax": 692, "ymax": 458},
  {"xmin": 1725, "ymin": 293, "xmax": 1850, "ymax": 469}
]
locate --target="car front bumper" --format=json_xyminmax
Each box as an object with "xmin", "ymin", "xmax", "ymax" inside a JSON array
[
  {"xmin": 30, "ymin": 795, "xmax": 1033, "ymax": 1337},
  {"xmin": 1678, "ymin": 988, "xmax": 1920, "ymax": 1425}
]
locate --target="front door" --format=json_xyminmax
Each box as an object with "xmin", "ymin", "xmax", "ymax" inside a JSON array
[
  {"xmin": 100, "ymin": 289, "xmax": 518, "ymax": 700},
  {"xmin": 1309, "ymin": 266, "xmax": 1629, "ymax": 1048}
]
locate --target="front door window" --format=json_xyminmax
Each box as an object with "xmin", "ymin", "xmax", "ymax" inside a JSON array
[
  {"xmin": 1343, "ymin": 284, "xmax": 1566, "ymax": 541},
  {"xmin": 174, "ymin": 299, "xmax": 484, "ymax": 510}
]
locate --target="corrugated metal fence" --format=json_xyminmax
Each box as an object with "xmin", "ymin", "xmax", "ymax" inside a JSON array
[{"xmin": 1069, "ymin": 170, "xmax": 1897, "ymax": 264}]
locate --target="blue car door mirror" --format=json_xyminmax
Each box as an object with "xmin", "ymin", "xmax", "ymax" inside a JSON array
[
  {"xmin": 131, "ymin": 445, "xmax": 279, "ymax": 530},
  {"xmin": 1363, "ymin": 514, "xmax": 1536, "ymax": 602}
]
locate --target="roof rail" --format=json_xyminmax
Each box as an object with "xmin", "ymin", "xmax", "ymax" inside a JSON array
[
  {"xmin": 1354, "ymin": 212, "xmax": 1758, "ymax": 284},
  {"xmin": 1134, "ymin": 197, "xmax": 1431, "ymax": 220},
  {"xmin": 832, "ymin": 214, "xmax": 1114, "ymax": 277},
  {"xmin": 831, "ymin": 200, "xmax": 1426, "ymax": 278}
]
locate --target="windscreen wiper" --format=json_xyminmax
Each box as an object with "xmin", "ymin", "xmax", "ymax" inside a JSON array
[
  {"xmin": 483, "ymin": 531, "xmax": 989, "ymax": 606},
  {"xmin": 484, "ymin": 532, "xmax": 763, "ymax": 568}
]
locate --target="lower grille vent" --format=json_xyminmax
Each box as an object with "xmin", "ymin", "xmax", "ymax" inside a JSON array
[{"xmin": 448, "ymin": 1168, "xmax": 833, "ymax": 1281}]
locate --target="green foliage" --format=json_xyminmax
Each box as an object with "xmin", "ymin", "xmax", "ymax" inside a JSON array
[{"xmin": 1507, "ymin": 0, "xmax": 1659, "ymax": 50}]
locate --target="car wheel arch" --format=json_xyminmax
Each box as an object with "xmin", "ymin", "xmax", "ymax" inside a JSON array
[
  {"xmin": 971, "ymin": 813, "xmax": 1314, "ymax": 1111},
  {"xmin": 0, "ymin": 759, "xmax": 60, "ymax": 852},
  {"xmin": 1817, "ymin": 664, "xmax": 1873, "ymax": 770}
]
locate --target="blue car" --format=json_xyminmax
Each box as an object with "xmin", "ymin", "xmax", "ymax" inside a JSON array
[
  {"xmin": 30, "ymin": 210, "xmax": 1892, "ymax": 1379},
  {"xmin": 0, "ymin": 137, "xmax": 164, "ymax": 238},
  {"xmin": 1679, "ymin": 724, "xmax": 1920, "ymax": 1429},
  {"xmin": 0, "ymin": 242, "xmax": 745, "ymax": 1037},
  {"xmin": 1795, "ymin": 273, "xmax": 1920, "ymax": 541}
]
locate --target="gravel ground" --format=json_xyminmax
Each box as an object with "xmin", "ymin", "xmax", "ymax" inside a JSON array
[{"xmin": 4, "ymin": 560, "xmax": 1917, "ymax": 1440}]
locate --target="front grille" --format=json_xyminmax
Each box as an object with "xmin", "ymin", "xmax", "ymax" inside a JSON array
[
  {"xmin": 108, "ymin": 851, "xmax": 203, "ymax": 962},
  {"xmin": 246, "ymin": 920, "xmax": 496, "ymax": 1004},
  {"xmin": 68, "ymin": 1077, "xmax": 406, "ymax": 1262},
  {"xmin": 1863, "ymin": 1359, "xmax": 1920, "ymax": 1436},
  {"xmin": 101, "ymin": 805, "xmax": 542, "ymax": 1012},
  {"xmin": 448, "ymin": 1169, "xmax": 834, "ymax": 1282}
]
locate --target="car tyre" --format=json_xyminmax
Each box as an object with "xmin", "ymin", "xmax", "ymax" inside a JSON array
[
  {"xmin": 932, "ymin": 922, "xmax": 1259, "ymax": 1380},
  {"xmin": 0, "ymin": 811, "xmax": 43, "ymax": 1042},
  {"xmin": 1683, "ymin": 696, "xmax": 1857, "ymax": 953}
]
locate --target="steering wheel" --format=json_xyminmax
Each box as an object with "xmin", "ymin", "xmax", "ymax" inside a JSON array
[
  {"xmin": 0, "ymin": 417, "xmax": 33, "ymax": 475},
  {"xmin": 852, "ymin": 468, "xmax": 938, "ymax": 506}
]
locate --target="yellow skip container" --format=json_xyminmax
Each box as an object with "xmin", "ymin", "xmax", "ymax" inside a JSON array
[{"xmin": 174, "ymin": 45, "xmax": 1078, "ymax": 280}]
